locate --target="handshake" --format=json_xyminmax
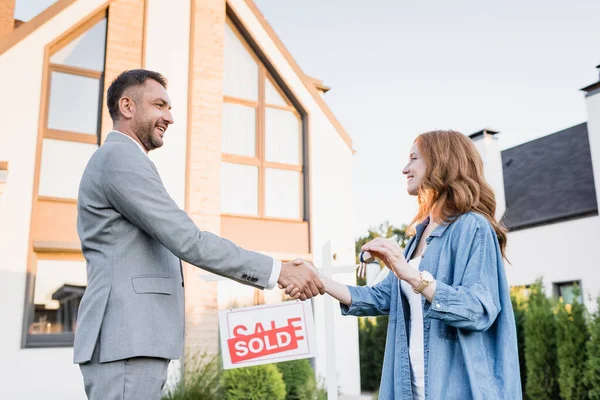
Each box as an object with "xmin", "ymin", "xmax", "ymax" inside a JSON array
[{"xmin": 277, "ymin": 259, "xmax": 325, "ymax": 301}]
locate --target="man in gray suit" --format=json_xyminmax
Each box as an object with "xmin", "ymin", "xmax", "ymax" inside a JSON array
[{"xmin": 75, "ymin": 69, "xmax": 324, "ymax": 400}]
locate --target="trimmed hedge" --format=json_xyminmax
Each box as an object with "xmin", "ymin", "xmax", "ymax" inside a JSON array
[
  {"xmin": 221, "ymin": 364, "xmax": 286, "ymax": 400},
  {"xmin": 556, "ymin": 285, "xmax": 588, "ymax": 400},
  {"xmin": 276, "ymin": 359, "xmax": 317, "ymax": 400},
  {"xmin": 524, "ymin": 280, "xmax": 559, "ymax": 400},
  {"xmin": 586, "ymin": 297, "xmax": 600, "ymax": 400}
]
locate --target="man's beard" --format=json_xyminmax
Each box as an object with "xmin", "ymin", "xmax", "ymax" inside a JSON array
[{"xmin": 133, "ymin": 116, "xmax": 162, "ymax": 151}]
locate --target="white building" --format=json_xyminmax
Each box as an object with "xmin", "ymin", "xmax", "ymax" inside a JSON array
[
  {"xmin": 0, "ymin": 0, "xmax": 360, "ymax": 398},
  {"xmin": 472, "ymin": 65, "xmax": 600, "ymax": 309}
]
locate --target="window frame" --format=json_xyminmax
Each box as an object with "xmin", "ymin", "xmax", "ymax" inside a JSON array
[
  {"xmin": 22, "ymin": 251, "xmax": 86, "ymax": 348},
  {"xmin": 553, "ymin": 280, "xmax": 584, "ymax": 305},
  {"xmin": 21, "ymin": 8, "xmax": 108, "ymax": 349},
  {"xmin": 42, "ymin": 10, "xmax": 107, "ymax": 146},
  {"xmin": 222, "ymin": 19, "xmax": 305, "ymax": 222}
]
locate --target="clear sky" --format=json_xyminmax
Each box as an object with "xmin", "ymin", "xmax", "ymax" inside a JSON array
[
  {"xmin": 255, "ymin": 0, "xmax": 600, "ymax": 236},
  {"xmin": 14, "ymin": 0, "xmax": 56, "ymax": 21}
]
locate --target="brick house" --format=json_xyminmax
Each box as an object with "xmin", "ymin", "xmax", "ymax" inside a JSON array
[{"xmin": 0, "ymin": 0, "xmax": 359, "ymax": 398}]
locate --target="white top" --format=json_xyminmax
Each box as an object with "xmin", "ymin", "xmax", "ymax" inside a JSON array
[
  {"xmin": 110, "ymin": 131, "xmax": 282, "ymax": 289},
  {"xmin": 400, "ymin": 256, "xmax": 426, "ymax": 400}
]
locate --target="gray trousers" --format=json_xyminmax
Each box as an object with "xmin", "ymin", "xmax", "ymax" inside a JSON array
[{"xmin": 79, "ymin": 341, "xmax": 169, "ymax": 400}]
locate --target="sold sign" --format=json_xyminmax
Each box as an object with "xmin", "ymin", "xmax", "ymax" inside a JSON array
[{"xmin": 219, "ymin": 301, "xmax": 317, "ymax": 369}]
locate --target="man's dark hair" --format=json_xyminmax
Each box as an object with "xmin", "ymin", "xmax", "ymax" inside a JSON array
[{"xmin": 107, "ymin": 69, "xmax": 167, "ymax": 121}]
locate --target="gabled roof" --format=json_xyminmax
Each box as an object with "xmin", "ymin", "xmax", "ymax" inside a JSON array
[{"xmin": 501, "ymin": 122, "xmax": 598, "ymax": 230}]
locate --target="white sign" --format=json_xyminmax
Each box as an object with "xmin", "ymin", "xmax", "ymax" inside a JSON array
[{"xmin": 218, "ymin": 300, "xmax": 318, "ymax": 370}]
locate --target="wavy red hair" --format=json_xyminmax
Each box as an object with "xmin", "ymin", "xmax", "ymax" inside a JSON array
[{"xmin": 408, "ymin": 130, "xmax": 508, "ymax": 259}]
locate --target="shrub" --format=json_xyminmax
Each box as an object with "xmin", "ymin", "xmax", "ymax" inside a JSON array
[
  {"xmin": 585, "ymin": 296, "xmax": 600, "ymax": 399},
  {"xmin": 276, "ymin": 359, "xmax": 317, "ymax": 400},
  {"xmin": 161, "ymin": 351, "xmax": 222, "ymax": 400},
  {"xmin": 556, "ymin": 285, "xmax": 588, "ymax": 400},
  {"xmin": 221, "ymin": 363, "xmax": 286, "ymax": 400},
  {"xmin": 359, "ymin": 316, "xmax": 388, "ymax": 392},
  {"xmin": 524, "ymin": 279, "xmax": 559, "ymax": 400},
  {"xmin": 511, "ymin": 287, "xmax": 528, "ymax": 397}
]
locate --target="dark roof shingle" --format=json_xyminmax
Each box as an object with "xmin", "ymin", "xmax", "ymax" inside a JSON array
[{"xmin": 501, "ymin": 122, "xmax": 598, "ymax": 230}]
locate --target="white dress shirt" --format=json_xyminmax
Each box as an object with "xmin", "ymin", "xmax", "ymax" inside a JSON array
[{"xmin": 111, "ymin": 130, "xmax": 281, "ymax": 289}]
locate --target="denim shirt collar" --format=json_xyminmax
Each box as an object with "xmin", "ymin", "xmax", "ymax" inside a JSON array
[{"xmin": 415, "ymin": 216, "xmax": 453, "ymax": 239}]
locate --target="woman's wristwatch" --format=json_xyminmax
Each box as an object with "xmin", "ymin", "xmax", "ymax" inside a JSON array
[{"xmin": 412, "ymin": 271, "xmax": 434, "ymax": 294}]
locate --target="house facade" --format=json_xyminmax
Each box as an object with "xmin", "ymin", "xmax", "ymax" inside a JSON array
[
  {"xmin": 472, "ymin": 66, "xmax": 600, "ymax": 310},
  {"xmin": 0, "ymin": 0, "xmax": 360, "ymax": 398}
]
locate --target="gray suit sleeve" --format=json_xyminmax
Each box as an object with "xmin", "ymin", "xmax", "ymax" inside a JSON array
[{"xmin": 101, "ymin": 145, "xmax": 273, "ymax": 289}]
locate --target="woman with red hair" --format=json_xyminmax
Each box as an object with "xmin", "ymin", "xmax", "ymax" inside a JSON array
[{"xmin": 288, "ymin": 130, "xmax": 521, "ymax": 399}]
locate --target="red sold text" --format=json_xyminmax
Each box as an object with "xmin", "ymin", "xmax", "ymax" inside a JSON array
[{"xmin": 228, "ymin": 317, "xmax": 304, "ymax": 363}]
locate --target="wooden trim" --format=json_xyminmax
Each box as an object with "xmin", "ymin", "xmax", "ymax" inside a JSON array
[
  {"xmin": 35, "ymin": 251, "xmax": 84, "ymax": 261},
  {"xmin": 238, "ymin": 0, "xmax": 353, "ymax": 151},
  {"xmin": 37, "ymin": 196, "xmax": 78, "ymax": 204},
  {"xmin": 304, "ymin": 114, "xmax": 312, "ymax": 251},
  {"xmin": 223, "ymin": 96, "xmax": 258, "ymax": 108},
  {"xmin": 0, "ymin": 0, "xmax": 77, "ymax": 56},
  {"xmin": 49, "ymin": 63, "xmax": 103, "ymax": 79},
  {"xmin": 45, "ymin": 129, "xmax": 98, "ymax": 144},
  {"xmin": 184, "ymin": 0, "xmax": 195, "ymax": 213},
  {"xmin": 258, "ymin": 63, "xmax": 265, "ymax": 216},
  {"xmin": 220, "ymin": 215, "xmax": 309, "ymax": 254},
  {"xmin": 141, "ymin": 0, "xmax": 148, "ymax": 68},
  {"xmin": 265, "ymin": 103, "xmax": 295, "ymax": 112},
  {"xmin": 263, "ymin": 161, "xmax": 302, "ymax": 172},
  {"xmin": 260, "ymin": 252, "xmax": 312, "ymax": 262},
  {"xmin": 307, "ymin": 76, "xmax": 331, "ymax": 93},
  {"xmin": 33, "ymin": 241, "xmax": 81, "ymax": 253},
  {"xmin": 48, "ymin": 7, "xmax": 107, "ymax": 55},
  {"xmin": 222, "ymin": 154, "xmax": 260, "ymax": 166},
  {"xmin": 0, "ymin": 161, "xmax": 7, "ymax": 170},
  {"xmin": 221, "ymin": 213, "xmax": 303, "ymax": 223}
]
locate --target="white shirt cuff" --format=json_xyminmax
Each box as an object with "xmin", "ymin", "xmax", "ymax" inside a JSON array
[{"xmin": 266, "ymin": 259, "xmax": 282, "ymax": 290}]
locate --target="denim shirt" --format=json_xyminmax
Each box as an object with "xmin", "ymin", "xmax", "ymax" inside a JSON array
[{"xmin": 341, "ymin": 212, "xmax": 521, "ymax": 399}]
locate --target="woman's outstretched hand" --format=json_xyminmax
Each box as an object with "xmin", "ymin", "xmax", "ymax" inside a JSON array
[{"xmin": 362, "ymin": 238, "xmax": 416, "ymax": 282}]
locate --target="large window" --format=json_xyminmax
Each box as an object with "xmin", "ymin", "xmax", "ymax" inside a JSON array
[
  {"xmin": 221, "ymin": 21, "xmax": 304, "ymax": 220},
  {"xmin": 23, "ymin": 10, "xmax": 108, "ymax": 348},
  {"xmin": 45, "ymin": 13, "xmax": 106, "ymax": 145}
]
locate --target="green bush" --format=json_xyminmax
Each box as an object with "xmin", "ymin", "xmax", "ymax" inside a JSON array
[
  {"xmin": 510, "ymin": 289, "xmax": 527, "ymax": 398},
  {"xmin": 524, "ymin": 279, "xmax": 559, "ymax": 400},
  {"xmin": 161, "ymin": 351, "xmax": 222, "ymax": 400},
  {"xmin": 556, "ymin": 285, "xmax": 588, "ymax": 400},
  {"xmin": 585, "ymin": 296, "xmax": 600, "ymax": 399},
  {"xmin": 276, "ymin": 359, "xmax": 317, "ymax": 400},
  {"xmin": 359, "ymin": 316, "xmax": 388, "ymax": 392},
  {"xmin": 222, "ymin": 363, "xmax": 286, "ymax": 400}
]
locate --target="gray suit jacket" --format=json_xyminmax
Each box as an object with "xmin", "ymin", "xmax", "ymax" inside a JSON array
[{"xmin": 74, "ymin": 132, "xmax": 273, "ymax": 364}]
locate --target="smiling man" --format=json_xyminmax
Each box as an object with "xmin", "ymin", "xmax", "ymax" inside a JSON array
[{"xmin": 74, "ymin": 69, "xmax": 324, "ymax": 400}]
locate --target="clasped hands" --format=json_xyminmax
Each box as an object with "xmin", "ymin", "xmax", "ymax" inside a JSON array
[
  {"xmin": 277, "ymin": 259, "xmax": 325, "ymax": 301},
  {"xmin": 277, "ymin": 237, "xmax": 419, "ymax": 301}
]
